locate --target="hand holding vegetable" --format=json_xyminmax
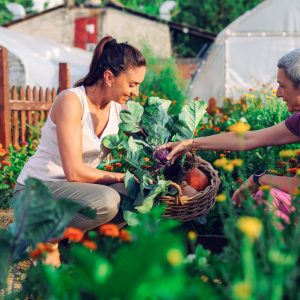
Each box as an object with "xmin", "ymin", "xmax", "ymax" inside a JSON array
[{"xmin": 156, "ymin": 139, "xmax": 194, "ymax": 165}]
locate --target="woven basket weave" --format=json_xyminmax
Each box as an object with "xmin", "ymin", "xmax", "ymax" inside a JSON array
[{"xmin": 160, "ymin": 156, "xmax": 220, "ymax": 222}]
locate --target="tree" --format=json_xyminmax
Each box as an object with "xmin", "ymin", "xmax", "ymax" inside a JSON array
[
  {"xmin": 0, "ymin": 0, "xmax": 33, "ymax": 25},
  {"xmin": 172, "ymin": 0, "xmax": 263, "ymax": 33}
]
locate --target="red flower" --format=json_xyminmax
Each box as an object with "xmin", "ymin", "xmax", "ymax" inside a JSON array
[
  {"xmin": 20, "ymin": 141, "xmax": 28, "ymax": 146},
  {"xmin": 289, "ymin": 157, "xmax": 297, "ymax": 165},
  {"xmin": 82, "ymin": 240, "xmax": 97, "ymax": 250},
  {"xmin": 99, "ymin": 224, "xmax": 119, "ymax": 238},
  {"xmin": 277, "ymin": 161, "xmax": 286, "ymax": 168},
  {"xmin": 105, "ymin": 165, "xmax": 114, "ymax": 171},
  {"xmin": 114, "ymin": 162, "xmax": 123, "ymax": 167},
  {"xmin": 285, "ymin": 168, "xmax": 298, "ymax": 175},
  {"xmin": 63, "ymin": 227, "xmax": 84, "ymax": 242},
  {"xmin": 119, "ymin": 229, "xmax": 132, "ymax": 242},
  {"xmin": 236, "ymin": 177, "xmax": 243, "ymax": 184},
  {"xmin": 2, "ymin": 160, "xmax": 11, "ymax": 166}
]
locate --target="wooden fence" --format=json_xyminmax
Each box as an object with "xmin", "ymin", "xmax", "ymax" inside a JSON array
[{"xmin": 0, "ymin": 46, "xmax": 71, "ymax": 149}]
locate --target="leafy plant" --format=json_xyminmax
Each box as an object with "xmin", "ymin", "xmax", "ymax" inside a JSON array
[{"xmin": 102, "ymin": 97, "xmax": 207, "ymax": 220}]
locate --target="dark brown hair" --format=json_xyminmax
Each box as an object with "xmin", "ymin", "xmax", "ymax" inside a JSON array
[{"xmin": 74, "ymin": 36, "xmax": 146, "ymax": 87}]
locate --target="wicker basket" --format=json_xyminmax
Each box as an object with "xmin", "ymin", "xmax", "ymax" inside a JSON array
[{"xmin": 159, "ymin": 156, "xmax": 220, "ymax": 222}]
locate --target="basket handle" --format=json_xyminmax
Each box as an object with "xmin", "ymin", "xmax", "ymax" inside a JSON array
[{"xmin": 168, "ymin": 182, "xmax": 184, "ymax": 205}]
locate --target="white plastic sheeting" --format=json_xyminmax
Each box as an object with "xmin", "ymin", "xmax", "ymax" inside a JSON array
[
  {"xmin": 188, "ymin": 0, "xmax": 300, "ymax": 104},
  {"xmin": 0, "ymin": 26, "xmax": 92, "ymax": 88}
]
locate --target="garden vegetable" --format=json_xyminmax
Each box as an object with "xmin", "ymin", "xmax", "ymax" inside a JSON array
[
  {"xmin": 180, "ymin": 181, "xmax": 198, "ymax": 197},
  {"xmin": 186, "ymin": 167, "xmax": 209, "ymax": 191},
  {"xmin": 153, "ymin": 148, "xmax": 170, "ymax": 166}
]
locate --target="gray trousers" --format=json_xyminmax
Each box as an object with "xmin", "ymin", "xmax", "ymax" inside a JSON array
[{"xmin": 13, "ymin": 181, "xmax": 127, "ymax": 232}]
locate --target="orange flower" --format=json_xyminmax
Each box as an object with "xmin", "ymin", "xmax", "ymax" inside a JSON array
[
  {"xmin": 30, "ymin": 242, "xmax": 57, "ymax": 260},
  {"xmin": 119, "ymin": 229, "xmax": 132, "ymax": 242},
  {"xmin": 105, "ymin": 165, "xmax": 114, "ymax": 171},
  {"xmin": 0, "ymin": 149, "xmax": 6, "ymax": 157},
  {"xmin": 63, "ymin": 227, "xmax": 84, "ymax": 242},
  {"xmin": 2, "ymin": 160, "xmax": 11, "ymax": 166},
  {"xmin": 99, "ymin": 224, "xmax": 119, "ymax": 238},
  {"xmin": 144, "ymin": 157, "xmax": 150, "ymax": 162},
  {"xmin": 214, "ymin": 126, "xmax": 221, "ymax": 132},
  {"xmin": 114, "ymin": 162, "xmax": 123, "ymax": 167},
  {"xmin": 82, "ymin": 240, "xmax": 97, "ymax": 250}
]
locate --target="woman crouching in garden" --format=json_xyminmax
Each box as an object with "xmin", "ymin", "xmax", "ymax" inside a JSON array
[{"xmin": 13, "ymin": 36, "xmax": 146, "ymax": 265}]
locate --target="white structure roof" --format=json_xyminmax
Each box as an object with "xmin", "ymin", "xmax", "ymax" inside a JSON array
[
  {"xmin": 0, "ymin": 26, "xmax": 91, "ymax": 88},
  {"xmin": 188, "ymin": 0, "xmax": 300, "ymax": 104}
]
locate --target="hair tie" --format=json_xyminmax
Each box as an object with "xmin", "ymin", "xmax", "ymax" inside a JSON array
[{"xmin": 104, "ymin": 39, "xmax": 118, "ymax": 50}]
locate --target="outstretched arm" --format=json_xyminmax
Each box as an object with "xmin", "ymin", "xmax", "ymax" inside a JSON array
[{"xmin": 159, "ymin": 122, "xmax": 300, "ymax": 163}]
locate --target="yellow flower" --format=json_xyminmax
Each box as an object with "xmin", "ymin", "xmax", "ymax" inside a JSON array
[
  {"xmin": 187, "ymin": 231, "xmax": 197, "ymax": 241},
  {"xmin": 296, "ymin": 169, "xmax": 300, "ymax": 176},
  {"xmin": 244, "ymin": 93, "xmax": 255, "ymax": 100},
  {"xmin": 200, "ymin": 275, "xmax": 209, "ymax": 283},
  {"xmin": 213, "ymin": 157, "xmax": 228, "ymax": 168},
  {"xmin": 229, "ymin": 122, "xmax": 250, "ymax": 136},
  {"xmin": 233, "ymin": 281, "xmax": 252, "ymax": 300},
  {"xmin": 259, "ymin": 185, "xmax": 271, "ymax": 191},
  {"xmin": 279, "ymin": 150, "xmax": 295, "ymax": 158},
  {"xmin": 166, "ymin": 249, "xmax": 183, "ymax": 266},
  {"xmin": 236, "ymin": 216, "xmax": 262, "ymax": 240},
  {"xmin": 231, "ymin": 159, "xmax": 244, "ymax": 167},
  {"xmin": 213, "ymin": 278, "xmax": 222, "ymax": 285},
  {"xmin": 223, "ymin": 163, "xmax": 234, "ymax": 172},
  {"xmin": 294, "ymin": 149, "xmax": 300, "ymax": 156},
  {"xmin": 216, "ymin": 194, "xmax": 227, "ymax": 202}
]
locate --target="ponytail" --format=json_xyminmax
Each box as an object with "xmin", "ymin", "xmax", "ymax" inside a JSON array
[{"xmin": 74, "ymin": 36, "xmax": 146, "ymax": 87}]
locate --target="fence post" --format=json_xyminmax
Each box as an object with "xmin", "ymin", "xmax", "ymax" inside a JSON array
[
  {"xmin": 0, "ymin": 46, "xmax": 11, "ymax": 149},
  {"xmin": 58, "ymin": 63, "xmax": 71, "ymax": 93}
]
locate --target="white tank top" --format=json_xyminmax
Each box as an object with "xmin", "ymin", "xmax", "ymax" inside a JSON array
[{"xmin": 17, "ymin": 85, "xmax": 122, "ymax": 184}]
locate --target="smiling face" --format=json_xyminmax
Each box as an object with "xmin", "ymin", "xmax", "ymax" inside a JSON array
[
  {"xmin": 276, "ymin": 68, "xmax": 300, "ymax": 112},
  {"xmin": 109, "ymin": 66, "xmax": 146, "ymax": 104}
]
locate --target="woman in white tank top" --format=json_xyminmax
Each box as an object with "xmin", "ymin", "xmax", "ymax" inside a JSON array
[{"xmin": 13, "ymin": 36, "xmax": 147, "ymax": 264}]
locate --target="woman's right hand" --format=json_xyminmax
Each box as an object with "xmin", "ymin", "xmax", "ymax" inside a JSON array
[{"xmin": 156, "ymin": 139, "xmax": 193, "ymax": 165}]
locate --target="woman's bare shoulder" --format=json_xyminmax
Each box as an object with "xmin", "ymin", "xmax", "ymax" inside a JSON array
[{"xmin": 51, "ymin": 90, "xmax": 83, "ymax": 123}]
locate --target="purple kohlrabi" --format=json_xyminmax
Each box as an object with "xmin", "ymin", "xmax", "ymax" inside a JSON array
[{"xmin": 153, "ymin": 148, "xmax": 170, "ymax": 166}]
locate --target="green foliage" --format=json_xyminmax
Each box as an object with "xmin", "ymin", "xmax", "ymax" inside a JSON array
[
  {"xmin": 173, "ymin": 0, "xmax": 263, "ymax": 34},
  {"xmin": 0, "ymin": 125, "xmax": 42, "ymax": 209},
  {"xmin": 138, "ymin": 48, "xmax": 187, "ymax": 114},
  {"xmin": 101, "ymin": 97, "xmax": 207, "ymax": 217},
  {"xmin": 2, "ymin": 89, "xmax": 300, "ymax": 299},
  {"xmin": 0, "ymin": 0, "xmax": 33, "ymax": 25},
  {"xmin": 118, "ymin": 0, "xmax": 171, "ymax": 16},
  {"xmin": 172, "ymin": 0, "xmax": 263, "ymax": 57},
  {"xmin": 0, "ymin": 178, "xmax": 94, "ymax": 290}
]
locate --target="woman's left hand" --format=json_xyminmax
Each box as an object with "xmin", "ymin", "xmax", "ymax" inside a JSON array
[{"xmin": 232, "ymin": 175, "xmax": 259, "ymax": 207}]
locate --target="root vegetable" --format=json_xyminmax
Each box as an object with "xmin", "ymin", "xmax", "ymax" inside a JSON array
[{"xmin": 186, "ymin": 167, "xmax": 209, "ymax": 191}]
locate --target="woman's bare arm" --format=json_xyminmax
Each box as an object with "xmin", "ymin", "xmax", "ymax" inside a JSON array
[{"xmin": 51, "ymin": 92, "xmax": 125, "ymax": 184}]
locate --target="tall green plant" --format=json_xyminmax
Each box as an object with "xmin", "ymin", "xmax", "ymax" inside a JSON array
[{"xmin": 138, "ymin": 48, "xmax": 187, "ymax": 114}]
